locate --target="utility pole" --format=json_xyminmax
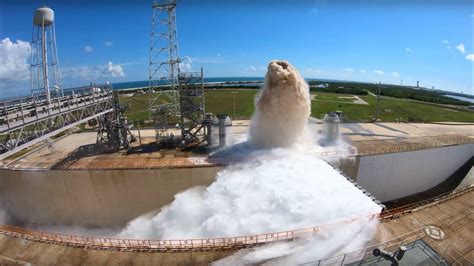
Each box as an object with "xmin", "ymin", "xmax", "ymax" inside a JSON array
[
  {"xmin": 232, "ymin": 91, "xmax": 238, "ymax": 118},
  {"xmin": 375, "ymin": 81, "xmax": 381, "ymax": 122}
]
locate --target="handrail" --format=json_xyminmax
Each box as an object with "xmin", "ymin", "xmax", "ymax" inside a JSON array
[
  {"xmin": 0, "ymin": 84, "xmax": 113, "ymax": 132},
  {"xmin": 0, "ymin": 185, "xmax": 471, "ymax": 253},
  {"xmin": 0, "ymin": 212, "xmax": 380, "ymax": 251},
  {"xmin": 380, "ymin": 184, "xmax": 473, "ymax": 220}
]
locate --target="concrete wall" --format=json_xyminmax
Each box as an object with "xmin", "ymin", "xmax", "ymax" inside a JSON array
[
  {"xmin": 1, "ymin": 144, "xmax": 472, "ymax": 228},
  {"xmin": 334, "ymin": 156, "xmax": 360, "ymax": 180},
  {"xmin": 0, "ymin": 167, "xmax": 221, "ymax": 228},
  {"xmin": 356, "ymin": 144, "xmax": 473, "ymax": 202}
]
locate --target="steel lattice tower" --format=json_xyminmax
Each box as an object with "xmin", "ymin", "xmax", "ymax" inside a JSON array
[
  {"xmin": 30, "ymin": 6, "xmax": 63, "ymax": 103},
  {"xmin": 148, "ymin": 0, "xmax": 180, "ymax": 139}
]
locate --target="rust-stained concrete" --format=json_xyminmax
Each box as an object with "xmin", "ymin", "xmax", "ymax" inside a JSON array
[
  {"xmin": 0, "ymin": 188, "xmax": 471, "ymax": 265},
  {"xmin": 375, "ymin": 188, "xmax": 474, "ymax": 262},
  {"xmin": 2, "ymin": 121, "xmax": 473, "ymax": 170}
]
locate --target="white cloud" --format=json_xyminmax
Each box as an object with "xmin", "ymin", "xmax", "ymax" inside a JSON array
[
  {"xmin": 104, "ymin": 41, "xmax": 113, "ymax": 47},
  {"xmin": 344, "ymin": 68, "xmax": 354, "ymax": 72},
  {"xmin": 0, "ymin": 38, "xmax": 31, "ymax": 92},
  {"xmin": 103, "ymin": 61, "xmax": 124, "ymax": 77},
  {"xmin": 466, "ymin": 54, "xmax": 474, "ymax": 62},
  {"xmin": 62, "ymin": 66, "xmax": 98, "ymax": 79},
  {"xmin": 191, "ymin": 57, "xmax": 224, "ymax": 64},
  {"xmin": 391, "ymin": 72, "xmax": 400, "ymax": 77},
  {"xmin": 179, "ymin": 56, "xmax": 192, "ymax": 72},
  {"xmin": 373, "ymin": 69, "xmax": 384, "ymax": 75},
  {"xmin": 243, "ymin": 65, "xmax": 266, "ymax": 73},
  {"xmin": 302, "ymin": 68, "xmax": 332, "ymax": 78},
  {"xmin": 441, "ymin": 40, "xmax": 451, "ymax": 49},
  {"xmin": 405, "ymin": 48, "xmax": 413, "ymax": 53},
  {"xmin": 84, "ymin": 45, "xmax": 93, "ymax": 52},
  {"xmin": 359, "ymin": 69, "xmax": 366, "ymax": 73},
  {"xmin": 63, "ymin": 61, "xmax": 125, "ymax": 80},
  {"xmin": 455, "ymin": 44, "xmax": 465, "ymax": 54}
]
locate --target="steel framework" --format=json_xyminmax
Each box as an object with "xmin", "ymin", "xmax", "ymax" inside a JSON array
[
  {"xmin": 0, "ymin": 85, "xmax": 114, "ymax": 160},
  {"xmin": 30, "ymin": 7, "xmax": 63, "ymax": 102},
  {"xmin": 148, "ymin": 0, "xmax": 211, "ymax": 147},
  {"xmin": 178, "ymin": 68, "xmax": 211, "ymax": 146},
  {"xmin": 148, "ymin": 0, "xmax": 180, "ymax": 139},
  {"xmin": 96, "ymin": 92, "xmax": 136, "ymax": 150}
]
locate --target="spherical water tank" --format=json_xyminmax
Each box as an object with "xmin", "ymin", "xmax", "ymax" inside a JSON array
[{"xmin": 34, "ymin": 7, "xmax": 54, "ymax": 26}]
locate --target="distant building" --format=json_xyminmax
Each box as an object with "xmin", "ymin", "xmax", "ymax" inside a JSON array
[{"xmin": 316, "ymin": 83, "xmax": 329, "ymax": 88}]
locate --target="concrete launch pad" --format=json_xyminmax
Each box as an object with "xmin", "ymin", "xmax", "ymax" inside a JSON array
[
  {"xmin": 0, "ymin": 121, "xmax": 472, "ymax": 264},
  {"xmin": 0, "ymin": 186, "xmax": 471, "ymax": 265},
  {"xmin": 2, "ymin": 121, "xmax": 472, "ymax": 170}
]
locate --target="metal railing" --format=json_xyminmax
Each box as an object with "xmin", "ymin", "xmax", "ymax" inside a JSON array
[
  {"xmin": 352, "ymin": 135, "xmax": 473, "ymax": 156},
  {"xmin": 302, "ymin": 226, "xmax": 473, "ymax": 265},
  {"xmin": 0, "ymin": 185, "xmax": 471, "ymax": 253},
  {"xmin": 380, "ymin": 185, "xmax": 473, "ymax": 220},
  {"xmin": 0, "ymin": 213, "xmax": 379, "ymax": 252},
  {"xmin": 0, "ymin": 84, "xmax": 114, "ymax": 159},
  {"xmin": 0, "ymin": 85, "xmax": 113, "ymax": 132}
]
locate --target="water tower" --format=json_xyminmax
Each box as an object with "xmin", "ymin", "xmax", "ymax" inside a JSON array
[{"xmin": 30, "ymin": 6, "xmax": 62, "ymax": 103}]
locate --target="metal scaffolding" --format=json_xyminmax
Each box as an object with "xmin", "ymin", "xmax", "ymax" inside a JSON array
[
  {"xmin": 96, "ymin": 92, "xmax": 136, "ymax": 151},
  {"xmin": 0, "ymin": 85, "xmax": 114, "ymax": 160},
  {"xmin": 148, "ymin": 0, "xmax": 180, "ymax": 140},
  {"xmin": 178, "ymin": 68, "xmax": 211, "ymax": 147},
  {"xmin": 148, "ymin": 0, "xmax": 210, "ymax": 147}
]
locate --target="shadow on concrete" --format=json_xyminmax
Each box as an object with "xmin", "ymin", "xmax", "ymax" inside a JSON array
[
  {"xmin": 373, "ymin": 123, "xmax": 409, "ymax": 135},
  {"xmin": 51, "ymin": 143, "xmax": 118, "ymax": 170}
]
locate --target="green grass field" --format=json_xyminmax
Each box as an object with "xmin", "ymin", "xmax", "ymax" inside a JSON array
[
  {"xmin": 119, "ymin": 89, "xmax": 474, "ymax": 125},
  {"xmin": 204, "ymin": 89, "xmax": 257, "ymax": 119},
  {"xmin": 119, "ymin": 92, "xmax": 174, "ymax": 125},
  {"xmin": 312, "ymin": 93, "xmax": 359, "ymax": 103}
]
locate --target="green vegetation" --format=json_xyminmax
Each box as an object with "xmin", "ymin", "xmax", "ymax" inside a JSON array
[
  {"xmin": 118, "ymin": 89, "xmax": 258, "ymax": 126},
  {"xmin": 119, "ymin": 88, "xmax": 474, "ymax": 125},
  {"xmin": 204, "ymin": 89, "xmax": 257, "ymax": 118},
  {"xmin": 309, "ymin": 85, "xmax": 367, "ymax": 95},
  {"xmin": 312, "ymin": 93, "xmax": 359, "ymax": 103},
  {"xmin": 369, "ymin": 85, "xmax": 471, "ymax": 106},
  {"xmin": 311, "ymin": 93, "xmax": 474, "ymax": 122},
  {"xmin": 308, "ymin": 80, "xmax": 470, "ymax": 106},
  {"xmin": 118, "ymin": 93, "xmax": 150, "ymax": 125}
]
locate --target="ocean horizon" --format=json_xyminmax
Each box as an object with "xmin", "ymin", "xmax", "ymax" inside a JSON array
[
  {"xmin": 110, "ymin": 77, "xmax": 361, "ymax": 91},
  {"xmin": 1, "ymin": 77, "xmax": 471, "ymax": 101}
]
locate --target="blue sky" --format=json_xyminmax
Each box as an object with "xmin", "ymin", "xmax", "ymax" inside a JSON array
[{"xmin": 0, "ymin": 0, "xmax": 473, "ymax": 97}]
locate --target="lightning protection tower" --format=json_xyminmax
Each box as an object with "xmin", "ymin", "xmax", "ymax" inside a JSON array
[
  {"xmin": 30, "ymin": 6, "xmax": 63, "ymax": 103},
  {"xmin": 148, "ymin": 0, "xmax": 180, "ymax": 140}
]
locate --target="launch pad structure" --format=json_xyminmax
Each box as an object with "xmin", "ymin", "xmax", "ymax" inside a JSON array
[
  {"xmin": 0, "ymin": 2, "xmax": 473, "ymax": 265},
  {"xmin": 148, "ymin": 0, "xmax": 210, "ymax": 148}
]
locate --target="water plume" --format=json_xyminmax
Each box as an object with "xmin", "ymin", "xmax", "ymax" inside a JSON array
[
  {"xmin": 119, "ymin": 60, "xmax": 381, "ymax": 263},
  {"xmin": 249, "ymin": 60, "xmax": 311, "ymax": 148}
]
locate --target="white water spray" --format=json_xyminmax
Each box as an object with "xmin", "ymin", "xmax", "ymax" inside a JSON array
[
  {"xmin": 119, "ymin": 60, "xmax": 381, "ymax": 263},
  {"xmin": 249, "ymin": 61, "xmax": 311, "ymax": 148}
]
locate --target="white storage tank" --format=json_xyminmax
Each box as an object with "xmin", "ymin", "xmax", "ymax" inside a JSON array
[{"xmin": 34, "ymin": 7, "xmax": 54, "ymax": 26}]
